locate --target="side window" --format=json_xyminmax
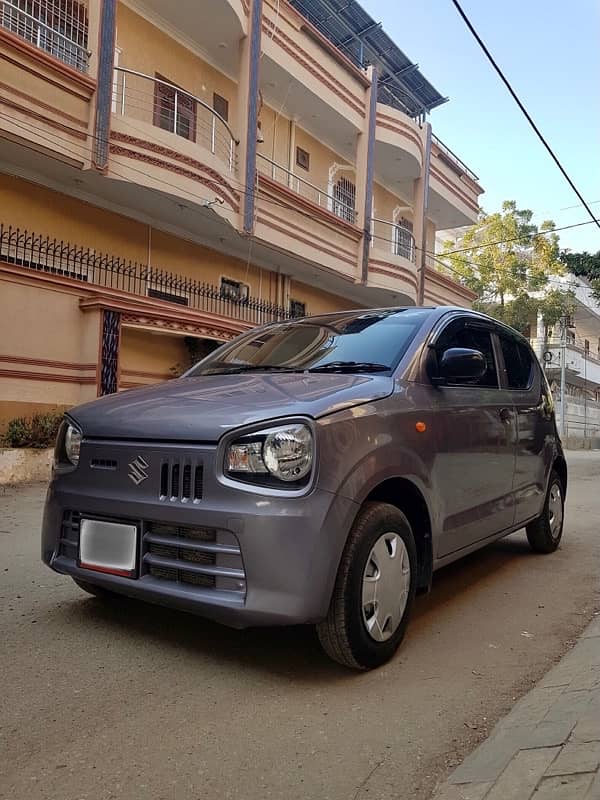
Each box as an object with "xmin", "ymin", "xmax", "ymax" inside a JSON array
[
  {"xmin": 436, "ymin": 323, "xmax": 499, "ymax": 388},
  {"xmin": 500, "ymin": 336, "xmax": 533, "ymax": 389}
]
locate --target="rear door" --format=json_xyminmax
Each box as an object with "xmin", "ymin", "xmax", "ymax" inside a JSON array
[
  {"xmin": 496, "ymin": 330, "xmax": 552, "ymax": 526},
  {"xmin": 428, "ymin": 317, "xmax": 517, "ymax": 557}
]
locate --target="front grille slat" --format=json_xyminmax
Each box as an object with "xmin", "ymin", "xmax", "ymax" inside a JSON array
[
  {"xmin": 143, "ymin": 553, "xmax": 244, "ymax": 580},
  {"xmin": 144, "ymin": 532, "xmax": 240, "ymax": 556}
]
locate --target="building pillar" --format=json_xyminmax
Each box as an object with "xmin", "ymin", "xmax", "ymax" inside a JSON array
[
  {"xmin": 99, "ymin": 310, "xmax": 121, "ymax": 395},
  {"xmin": 92, "ymin": 0, "xmax": 117, "ymax": 170},
  {"xmin": 536, "ymin": 310, "xmax": 545, "ymax": 360},
  {"xmin": 355, "ymin": 66, "xmax": 378, "ymax": 284},
  {"xmin": 414, "ymin": 121, "xmax": 432, "ymax": 305},
  {"xmin": 237, "ymin": 0, "xmax": 263, "ymax": 235}
]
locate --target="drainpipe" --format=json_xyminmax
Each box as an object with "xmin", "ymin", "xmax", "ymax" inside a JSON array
[
  {"xmin": 238, "ymin": 0, "xmax": 263, "ymax": 235},
  {"xmin": 92, "ymin": 0, "xmax": 117, "ymax": 170},
  {"xmin": 288, "ymin": 118, "xmax": 296, "ymax": 190},
  {"xmin": 415, "ymin": 122, "xmax": 432, "ymax": 306},
  {"xmin": 356, "ymin": 66, "xmax": 378, "ymax": 284}
]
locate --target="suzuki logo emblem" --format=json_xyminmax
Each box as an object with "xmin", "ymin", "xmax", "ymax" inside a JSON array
[{"xmin": 128, "ymin": 456, "xmax": 149, "ymax": 486}]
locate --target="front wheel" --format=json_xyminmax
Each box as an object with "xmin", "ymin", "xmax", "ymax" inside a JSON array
[
  {"xmin": 526, "ymin": 471, "xmax": 565, "ymax": 554},
  {"xmin": 317, "ymin": 502, "xmax": 417, "ymax": 670}
]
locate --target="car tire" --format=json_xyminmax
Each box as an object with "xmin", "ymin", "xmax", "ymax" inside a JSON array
[
  {"xmin": 73, "ymin": 578, "xmax": 120, "ymax": 600},
  {"xmin": 526, "ymin": 470, "xmax": 565, "ymax": 554},
  {"xmin": 317, "ymin": 501, "xmax": 417, "ymax": 670}
]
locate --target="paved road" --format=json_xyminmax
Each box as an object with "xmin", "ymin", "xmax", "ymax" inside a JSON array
[{"xmin": 2, "ymin": 453, "xmax": 600, "ymax": 800}]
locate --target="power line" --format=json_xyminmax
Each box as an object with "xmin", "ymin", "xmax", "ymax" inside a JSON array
[
  {"xmin": 450, "ymin": 0, "xmax": 600, "ymax": 233},
  {"xmin": 432, "ymin": 219, "xmax": 597, "ymax": 258}
]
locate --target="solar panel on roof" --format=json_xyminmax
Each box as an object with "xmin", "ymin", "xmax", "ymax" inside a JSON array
[{"xmin": 288, "ymin": 0, "xmax": 448, "ymax": 118}]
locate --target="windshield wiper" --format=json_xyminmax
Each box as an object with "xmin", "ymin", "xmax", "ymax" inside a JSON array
[
  {"xmin": 308, "ymin": 361, "xmax": 390, "ymax": 373},
  {"xmin": 202, "ymin": 364, "xmax": 305, "ymax": 375}
]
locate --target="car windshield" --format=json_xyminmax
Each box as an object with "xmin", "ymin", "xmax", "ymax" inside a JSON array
[{"xmin": 186, "ymin": 308, "xmax": 431, "ymax": 376}]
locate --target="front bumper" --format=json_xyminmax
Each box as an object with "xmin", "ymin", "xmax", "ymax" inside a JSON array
[{"xmin": 42, "ymin": 438, "xmax": 358, "ymax": 627}]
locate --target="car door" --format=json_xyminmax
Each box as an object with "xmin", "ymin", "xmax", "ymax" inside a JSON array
[
  {"xmin": 497, "ymin": 330, "xmax": 552, "ymax": 526},
  {"xmin": 427, "ymin": 317, "xmax": 517, "ymax": 557}
]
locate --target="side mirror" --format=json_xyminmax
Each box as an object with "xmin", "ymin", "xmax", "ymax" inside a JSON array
[{"xmin": 435, "ymin": 347, "xmax": 487, "ymax": 385}]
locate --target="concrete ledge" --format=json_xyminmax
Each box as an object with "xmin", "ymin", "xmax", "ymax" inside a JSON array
[
  {"xmin": 0, "ymin": 448, "xmax": 53, "ymax": 485},
  {"xmin": 564, "ymin": 437, "xmax": 600, "ymax": 450}
]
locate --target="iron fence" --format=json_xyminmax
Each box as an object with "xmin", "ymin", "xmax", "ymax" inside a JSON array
[
  {"xmin": 0, "ymin": 0, "xmax": 89, "ymax": 72},
  {"xmin": 0, "ymin": 224, "xmax": 290, "ymax": 326}
]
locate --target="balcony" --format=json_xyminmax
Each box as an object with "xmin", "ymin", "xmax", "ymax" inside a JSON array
[
  {"xmin": 367, "ymin": 218, "xmax": 417, "ymax": 299},
  {"xmin": 0, "ymin": 224, "xmax": 289, "ymax": 327},
  {"xmin": 0, "ymin": 0, "xmax": 88, "ymax": 72},
  {"xmin": 257, "ymin": 154, "xmax": 357, "ymax": 222},
  {"xmin": 254, "ymin": 152, "xmax": 364, "ymax": 285},
  {"xmin": 109, "ymin": 67, "xmax": 239, "ymax": 213},
  {"xmin": 429, "ymin": 135, "xmax": 482, "ymax": 228},
  {"xmin": 541, "ymin": 342, "xmax": 600, "ymax": 389}
]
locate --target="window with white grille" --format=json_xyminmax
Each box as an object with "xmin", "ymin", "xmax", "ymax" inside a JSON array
[
  {"xmin": 393, "ymin": 217, "xmax": 415, "ymax": 261},
  {"xmin": 0, "ymin": 0, "xmax": 89, "ymax": 71},
  {"xmin": 333, "ymin": 177, "xmax": 356, "ymax": 223}
]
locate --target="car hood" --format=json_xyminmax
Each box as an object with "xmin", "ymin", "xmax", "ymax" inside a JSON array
[{"xmin": 69, "ymin": 372, "xmax": 394, "ymax": 441}]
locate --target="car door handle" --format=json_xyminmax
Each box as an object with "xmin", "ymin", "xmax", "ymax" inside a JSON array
[{"xmin": 499, "ymin": 408, "xmax": 512, "ymax": 423}]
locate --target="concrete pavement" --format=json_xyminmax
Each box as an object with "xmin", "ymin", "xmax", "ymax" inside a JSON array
[
  {"xmin": 432, "ymin": 614, "xmax": 600, "ymax": 800},
  {"xmin": 2, "ymin": 452, "xmax": 600, "ymax": 800}
]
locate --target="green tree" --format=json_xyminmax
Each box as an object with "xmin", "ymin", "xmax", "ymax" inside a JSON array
[
  {"xmin": 560, "ymin": 250, "xmax": 600, "ymax": 301},
  {"xmin": 438, "ymin": 201, "xmax": 575, "ymax": 333}
]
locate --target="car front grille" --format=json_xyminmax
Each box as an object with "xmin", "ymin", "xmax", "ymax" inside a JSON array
[
  {"xmin": 160, "ymin": 461, "xmax": 203, "ymax": 502},
  {"xmin": 143, "ymin": 523, "xmax": 244, "ymax": 593},
  {"xmin": 59, "ymin": 513, "xmax": 245, "ymax": 597}
]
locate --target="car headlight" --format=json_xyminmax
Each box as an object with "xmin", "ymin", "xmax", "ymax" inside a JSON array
[
  {"xmin": 225, "ymin": 423, "xmax": 313, "ymax": 486},
  {"xmin": 64, "ymin": 423, "xmax": 82, "ymax": 467}
]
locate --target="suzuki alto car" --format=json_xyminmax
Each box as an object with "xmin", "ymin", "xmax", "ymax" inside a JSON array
[{"xmin": 42, "ymin": 307, "xmax": 566, "ymax": 670}]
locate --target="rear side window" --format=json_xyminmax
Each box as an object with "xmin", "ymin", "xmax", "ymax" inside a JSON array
[
  {"xmin": 499, "ymin": 336, "xmax": 534, "ymax": 389},
  {"xmin": 500, "ymin": 335, "xmax": 533, "ymax": 389}
]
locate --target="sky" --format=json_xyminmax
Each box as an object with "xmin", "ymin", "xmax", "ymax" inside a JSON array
[{"xmin": 362, "ymin": 0, "xmax": 600, "ymax": 254}]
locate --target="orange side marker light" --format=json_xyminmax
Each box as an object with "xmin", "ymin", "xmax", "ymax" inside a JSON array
[{"xmin": 416, "ymin": 421, "xmax": 427, "ymax": 433}]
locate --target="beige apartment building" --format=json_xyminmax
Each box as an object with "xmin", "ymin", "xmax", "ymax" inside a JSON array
[{"xmin": 0, "ymin": 0, "xmax": 482, "ymax": 427}]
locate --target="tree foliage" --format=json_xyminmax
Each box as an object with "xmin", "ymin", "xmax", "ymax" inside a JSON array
[
  {"xmin": 560, "ymin": 250, "xmax": 600, "ymax": 301},
  {"xmin": 438, "ymin": 201, "xmax": 575, "ymax": 333}
]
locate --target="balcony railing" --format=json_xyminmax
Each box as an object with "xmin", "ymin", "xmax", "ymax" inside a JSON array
[
  {"xmin": 112, "ymin": 67, "xmax": 238, "ymax": 173},
  {"xmin": 371, "ymin": 218, "xmax": 416, "ymax": 263},
  {"xmin": 0, "ymin": 225, "xmax": 290, "ymax": 326},
  {"xmin": 0, "ymin": 0, "xmax": 89, "ymax": 72},
  {"xmin": 256, "ymin": 154, "xmax": 357, "ymax": 222},
  {"xmin": 431, "ymin": 134, "xmax": 479, "ymax": 183}
]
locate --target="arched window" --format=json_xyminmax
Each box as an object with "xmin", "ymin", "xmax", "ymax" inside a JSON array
[{"xmin": 333, "ymin": 176, "xmax": 356, "ymax": 223}]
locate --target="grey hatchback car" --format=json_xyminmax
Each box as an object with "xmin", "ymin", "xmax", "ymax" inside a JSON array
[{"xmin": 42, "ymin": 307, "xmax": 566, "ymax": 669}]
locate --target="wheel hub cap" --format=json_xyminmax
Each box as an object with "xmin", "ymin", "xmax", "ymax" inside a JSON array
[
  {"xmin": 361, "ymin": 533, "xmax": 410, "ymax": 642},
  {"xmin": 548, "ymin": 483, "xmax": 563, "ymax": 539}
]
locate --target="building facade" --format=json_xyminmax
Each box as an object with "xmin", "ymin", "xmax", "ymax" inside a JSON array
[
  {"xmin": 532, "ymin": 276, "xmax": 600, "ymax": 444},
  {"xmin": 0, "ymin": 0, "xmax": 482, "ymax": 428}
]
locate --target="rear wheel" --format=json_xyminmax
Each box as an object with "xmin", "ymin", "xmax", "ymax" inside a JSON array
[
  {"xmin": 73, "ymin": 578, "xmax": 120, "ymax": 600},
  {"xmin": 526, "ymin": 470, "xmax": 565, "ymax": 554},
  {"xmin": 317, "ymin": 502, "xmax": 417, "ymax": 670}
]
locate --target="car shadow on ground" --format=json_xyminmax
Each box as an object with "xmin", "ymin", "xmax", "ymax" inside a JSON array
[{"xmin": 57, "ymin": 531, "xmax": 535, "ymax": 680}]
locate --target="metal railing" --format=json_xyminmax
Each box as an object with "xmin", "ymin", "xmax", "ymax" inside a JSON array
[
  {"xmin": 112, "ymin": 67, "xmax": 238, "ymax": 173},
  {"xmin": 431, "ymin": 134, "xmax": 479, "ymax": 183},
  {"xmin": 0, "ymin": 0, "xmax": 88, "ymax": 72},
  {"xmin": 256, "ymin": 154, "xmax": 357, "ymax": 222},
  {"xmin": 0, "ymin": 225, "xmax": 290, "ymax": 326},
  {"xmin": 371, "ymin": 218, "xmax": 416, "ymax": 263}
]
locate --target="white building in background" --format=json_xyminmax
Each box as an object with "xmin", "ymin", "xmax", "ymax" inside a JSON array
[{"xmin": 532, "ymin": 275, "xmax": 600, "ymax": 445}]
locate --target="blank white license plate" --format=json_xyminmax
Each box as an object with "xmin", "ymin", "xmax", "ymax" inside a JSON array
[{"xmin": 79, "ymin": 519, "xmax": 137, "ymax": 577}]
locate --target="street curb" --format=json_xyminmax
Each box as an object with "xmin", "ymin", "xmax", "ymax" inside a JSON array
[
  {"xmin": 431, "ymin": 614, "xmax": 600, "ymax": 799},
  {"xmin": 0, "ymin": 448, "xmax": 53, "ymax": 486}
]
